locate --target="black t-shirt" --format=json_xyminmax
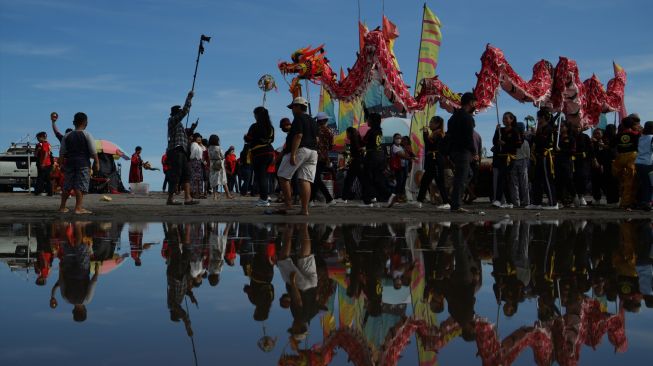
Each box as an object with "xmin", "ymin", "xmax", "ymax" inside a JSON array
[
  {"xmin": 364, "ymin": 127, "xmax": 383, "ymax": 152},
  {"xmin": 285, "ymin": 113, "xmax": 317, "ymax": 153},
  {"xmin": 447, "ymin": 109, "xmax": 476, "ymax": 154}
]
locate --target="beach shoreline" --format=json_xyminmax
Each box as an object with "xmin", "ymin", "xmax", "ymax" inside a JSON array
[{"xmin": 0, "ymin": 192, "xmax": 649, "ymax": 224}]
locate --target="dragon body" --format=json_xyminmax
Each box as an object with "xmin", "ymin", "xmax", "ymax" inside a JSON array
[
  {"xmin": 278, "ymin": 30, "xmax": 626, "ymax": 127},
  {"xmin": 278, "ymin": 298, "xmax": 625, "ymax": 366}
]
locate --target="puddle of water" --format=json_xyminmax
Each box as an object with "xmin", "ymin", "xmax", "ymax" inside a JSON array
[{"xmin": 1, "ymin": 220, "xmax": 651, "ymax": 366}]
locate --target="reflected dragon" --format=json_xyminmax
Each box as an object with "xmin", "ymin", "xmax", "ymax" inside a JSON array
[{"xmin": 278, "ymin": 298, "xmax": 625, "ymax": 366}]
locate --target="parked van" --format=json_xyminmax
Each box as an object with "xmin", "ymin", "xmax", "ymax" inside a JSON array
[{"xmin": 0, "ymin": 143, "xmax": 38, "ymax": 192}]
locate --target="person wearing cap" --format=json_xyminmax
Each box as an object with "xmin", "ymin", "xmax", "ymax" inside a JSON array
[
  {"xmin": 447, "ymin": 92, "xmax": 478, "ymax": 213},
  {"xmin": 277, "ymin": 97, "xmax": 318, "ymax": 215},
  {"xmin": 509, "ymin": 122, "xmax": 530, "ymax": 207},
  {"xmin": 166, "ymin": 91, "xmax": 198, "ymax": 206},
  {"xmin": 311, "ymin": 112, "xmax": 335, "ymax": 206},
  {"xmin": 613, "ymin": 114, "xmax": 641, "ymax": 210}
]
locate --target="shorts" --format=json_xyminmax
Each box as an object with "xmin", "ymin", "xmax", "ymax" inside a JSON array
[
  {"xmin": 278, "ymin": 255, "xmax": 317, "ymax": 291},
  {"xmin": 277, "ymin": 147, "xmax": 317, "ymax": 183},
  {"xmin": 167, "ymin": 148, "xmax": 191, "ymax": 193},
  {"xmin": 63, "ymin": 166, "xmax": 90, "ymax": 193}
]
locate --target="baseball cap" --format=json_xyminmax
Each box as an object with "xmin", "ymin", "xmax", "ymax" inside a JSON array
[{"xmin": 315, "ymin": 112, "xmax": 329, "ymax": 121}]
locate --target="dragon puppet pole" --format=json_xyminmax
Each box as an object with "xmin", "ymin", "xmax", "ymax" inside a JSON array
[
  {"xmin": 186, "ymin": 34, "xmax": 211, "ymax": 128},
  {"xmin": 495, "ymin": 95, "xmax": 502, "ymax": 154},
  {"xmin": 305, "ymin": 79, "xmax": 312, "ymax": 115}
]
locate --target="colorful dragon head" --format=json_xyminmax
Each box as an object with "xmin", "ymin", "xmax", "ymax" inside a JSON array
[{"xmin": 278, "ymin": 45, "xmax": 328, "ymax": 98}]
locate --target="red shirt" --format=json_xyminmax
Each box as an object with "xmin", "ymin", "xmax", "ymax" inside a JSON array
[
  {"xmin": 36, "ymin": 141, "xmax": 52, "ymax": 167},
  {"xmin": 129, "ymin": 153, "xmax": 143, "ymax": 183},
  {"xmin": 225, "ymin": 153, "xmax": 237, "ymax": 175}
]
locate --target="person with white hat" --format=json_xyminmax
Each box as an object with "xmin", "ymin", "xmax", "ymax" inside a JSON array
[
  {"xmin": 311, "ymin": 112, "xmax": 335, "ymax": 206},
  {"xmin": 277, "ymin": 97, "xmax": 318, "ymax": 215}
]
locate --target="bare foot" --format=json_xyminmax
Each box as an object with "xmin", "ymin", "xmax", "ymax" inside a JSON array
[
  {"xmin": 74, "ymin": 208, "xmax": 92, "ymax": 215},
  {"xmin": 58, "ymin": 208, "xmax": 69, "ymax": 213}
]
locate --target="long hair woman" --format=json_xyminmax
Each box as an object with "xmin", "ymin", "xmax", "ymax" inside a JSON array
[
  {"xmin": 189, "ymin": 133, "xmax": 205, "ymax": 198},
  {"xmin": 245, "ymin": 106, "xmax": 275, "ymax": 207},
  {"xmin": 341, "ymin": 127, "xmax": 365, "ymax": 202},
  {"xmin": 208, "ymin": 134, "xmax": 233, "ymax": 200},
  {"xmin": 361, "ymin": 113, "xmax": 390, "ymax": 207},
  {"xmin": 416, "ymin": 116, "xmax": 449, "ymax": 208}
]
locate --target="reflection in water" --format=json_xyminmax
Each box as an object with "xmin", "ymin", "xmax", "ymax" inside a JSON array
[{"xmin": 1, "ymin": 220, "xmax": 651, "ymax": 365}]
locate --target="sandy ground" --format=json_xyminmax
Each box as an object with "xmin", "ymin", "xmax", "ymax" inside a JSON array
[{"xmin": 0, "ymin": 192, "xmax": 650, "ymax": 224}]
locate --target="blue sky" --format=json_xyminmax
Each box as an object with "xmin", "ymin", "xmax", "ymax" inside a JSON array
[{"xmin": 1, "ymin": 0, "xmax": 651, "ymax": 189}]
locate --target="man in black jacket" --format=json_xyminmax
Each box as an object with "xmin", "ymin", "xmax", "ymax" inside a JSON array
[{"xmin": 447, "ymin": 92, "xmax": 478, "ymax": 212}]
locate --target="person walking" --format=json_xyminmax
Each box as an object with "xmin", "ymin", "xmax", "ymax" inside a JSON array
[
  {"xmin": 311, "ymin": 112, "xmax": 335, "ymax": 206},
  {"xmin": 635, "ymin": 121, "xmax": 653, "ymax": 211},
  {"xmin": 416, "ymin": 116, "xmax": 449, "ymax": 208},
  {"xmin": 447, "ymin": 92, "xmax": 478, "ymax": 213},
  {"xmin": 553, "ymin": 121, "xmax": 575, "ymax": 207},
  {"xmin": 528, "ymin": 109, "xmax": 558, "ymax": 209},
  {"xmin": 165, "ymin": 91, "xmax": 198, "ymax": 205},
  {"xmin": 277, "ymin": 97, "xmax": 318, "ymax": 216},
  {"xmin": 189, "ymin": 133, "xmax": 205, "ymax": 198},
  {"xmin": 491, "ymin": 112, "xmax": 521, "ymax": 208},
  {"xmin": 509, "ymin": 122, "xmax": 530, "ymax": 207},
  {"xmin": 224, "ymin": 146, "xmax": 238, "ymax": 194},
  {"xmin": 388, "ymin": 133, "xmax": 411, "ymax": 205},
  {"xmin": 341, "ymin": 127, "xmax": 365, "ymax": 202},
  {"xmin": 207, "ymin": 135, "xmax": 233, "ymax": 200},
  {"xmin": 590, "ymin": 127, "xmax": 619, "ymax": 205},
  {"xmin": 129, "ymin": 146, "xmax": 144, "ymax": 184},
  {"xmin": 239, "ymin": 143, "xmax": 253, "ymax": 196},
  {"xmin": 613, "ymin": 114, "xmax": 641, "ymax": 210},
  {"xmin": 361, "ymin": 113, "xmax": 391, "ymax": 207},
  {"xmin": 245, "ymin": 106, "xmax": 276, "ymax": 207},
  {"xmin": 572, "ymin": 124, "xmax": 592, "ymax": 206}
]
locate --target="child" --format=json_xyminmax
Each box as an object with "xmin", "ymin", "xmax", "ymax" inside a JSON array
[
  {"xmin": 34, "ymin": 131, "xmax": 54, "ymax": 196},
  {"xmin": 58, "ymin": 112, "xmax": 99, "ymax": 214}
]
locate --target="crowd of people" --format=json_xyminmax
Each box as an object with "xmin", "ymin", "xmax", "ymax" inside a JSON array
[
  {"xmin": 161, "ymin": 90, "xmax": 653, "ymax": 214},
  {"xmin": 34, "ymin": 88, "xmax": 652, "ymax": 215}
]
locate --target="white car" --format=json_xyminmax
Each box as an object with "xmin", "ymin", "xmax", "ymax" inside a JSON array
[{"xmin": 0, "ymin": 143, "xmax": 39, "ymax": 192}]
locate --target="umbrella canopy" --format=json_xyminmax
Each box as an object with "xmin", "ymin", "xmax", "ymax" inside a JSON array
[
  {"xmin": 90, "ymin": 253, "xmax": 128, "ymax": 275},
  {"xmin": 96, "ymin": 139, "xmax": 129, "ymax": 160}
]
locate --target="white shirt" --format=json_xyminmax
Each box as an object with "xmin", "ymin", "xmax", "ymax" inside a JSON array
[{"xmin": 189, "ymin": 142, "xmax": 203, "ymax": 160}]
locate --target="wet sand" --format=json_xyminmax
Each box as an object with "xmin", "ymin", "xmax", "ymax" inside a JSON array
[{"xmin": 0, "ymin": 192, "xmax": 650, "ymax": 224}]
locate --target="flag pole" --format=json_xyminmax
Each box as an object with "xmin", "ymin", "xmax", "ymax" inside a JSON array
[
  {"xmin": 409, "ymin": 3, "xmax": 427, "ymax": 157},
  {"xmin": 186, "ymin": 34, "xmax": 211, "ymax": 128}
]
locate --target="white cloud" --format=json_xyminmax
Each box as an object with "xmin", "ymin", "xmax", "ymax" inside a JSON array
[
  {"xmin": 0, "ymin": 41, "xmax": 71, "ymax": 56},
  {"xmin": 33, "ymin": 74, "xmax": 127, "ymax": 92}
]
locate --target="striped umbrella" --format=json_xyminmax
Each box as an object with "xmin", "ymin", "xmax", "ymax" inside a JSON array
[{"xmin": 95, "ymin": 139, "xmax": 129, "ymax": 160}]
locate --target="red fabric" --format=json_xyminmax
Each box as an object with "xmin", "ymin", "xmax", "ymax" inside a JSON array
[
  {"xmin": 161, "ymin": 153, "xmax": 169, "ymax": 173},
  {"xmin": 36, "ymin": 141, "xmax": 52, "ymax": 167},
  {"xmin": 279, "ymin": 30, "xmax": 626, "ymax": 128},
  {"xmin": 129, "ymin": 153, "xmax": 143, "ymax": 183},
  {"xmin": 225, "ymin": 153, "xmax": 237, "ymax": 175}
]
